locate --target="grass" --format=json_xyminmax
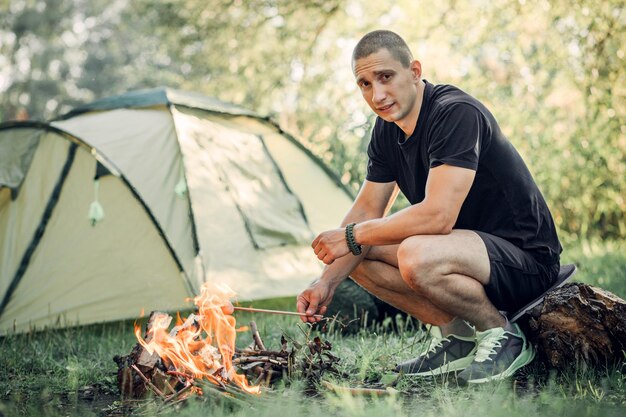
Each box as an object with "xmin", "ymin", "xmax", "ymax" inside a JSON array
[
  {"xmin": 561, "ymin": 239, "xmax": 626, "ymax": 298},
  {"xmin": 1, "ymin": 239, "xmax": 625, "ymax": 417}
]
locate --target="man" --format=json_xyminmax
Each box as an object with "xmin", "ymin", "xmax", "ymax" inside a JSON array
[{"xmin": 296, "ymin": 30, "xmax": 561, "ymax": 384}]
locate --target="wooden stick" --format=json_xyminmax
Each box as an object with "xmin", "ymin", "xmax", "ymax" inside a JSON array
[
  {"xmin": 166, "ymin": 370, "xmax": 194, "ymax": 382},
  {"xmin": 233, "ymin": 356, "xmax": 288, "ymax": 366},
  {"xmin": 233, "ymin": 355, "xmax": 271, "ymax": 364},
  {"xmin": 321, "ymin": 381, "xmax": 398, "ymax": 396},
  {"xmin": 131, "ymin": 365, "xmax": 166, "ymax": 399},
  {"xmin": 234, "ymin": 306, "xmax": 323, "ymax": 319},
  {"xmin": 165, "ymin": 382, "xmax": 193, "ymax": 403},
  {"xmin": 249, "ymin": 321, "xmax": 266, "ymax": 351},
  {"xmin": 253, "ymin": 371, "xmax": 266, "ymax": 386},
  {"xmin": 235, "ymin": 348, "xmax": 289, "ymax": 357},
  {"xmin": 162, "ymin": 379, "xmax": 177, "ymax": 395}
]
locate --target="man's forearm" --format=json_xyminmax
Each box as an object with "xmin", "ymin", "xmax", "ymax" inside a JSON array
[
  {"xmin": 313, "ymin": 180, "xmax": 399, "ymax": 285},
  {"xmin": 350, "ymin": 165, "xmax": 475, "ymax": 246},
  {"xmin": 353, "ymin": 201, "xmax": 452, "ymax": 246},
  {"xmin": 318, "ymin": 244, "xmax": 370, "ymax": 289}
]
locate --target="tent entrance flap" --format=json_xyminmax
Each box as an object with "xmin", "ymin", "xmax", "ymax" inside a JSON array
[{"xmin": 174, "ymin": 109, "xmax": 314, "ymax": 249}]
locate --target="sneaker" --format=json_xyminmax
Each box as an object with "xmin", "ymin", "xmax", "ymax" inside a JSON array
[
  {"xmin": 395, "ymin": 334, "xmax": 477, "ymax": 376},
  {"xmin": 456, "ymin": 323, "xmax": 535, "ymax": 384}
]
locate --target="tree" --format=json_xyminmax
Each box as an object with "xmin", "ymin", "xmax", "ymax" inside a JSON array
[{"xmin": 1, "ymin": 0, "xmax": 623, "ymax": 239}]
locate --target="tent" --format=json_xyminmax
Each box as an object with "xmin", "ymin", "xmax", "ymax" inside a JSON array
[{"xmin": 0, "ymin": 88, "xmax": 353, "ymax": 334}]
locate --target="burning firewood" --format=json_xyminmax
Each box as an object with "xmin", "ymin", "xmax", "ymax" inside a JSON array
[
  {"xmin": 115, "ymin": 315, "xmax": 342, "ymax": 399},
  {"xmin": 114, "ymin": 282, "xmax": 343, "ymax": 404},
  {"xmin": 113, "ymin": 310, "xmax": 236, "ymax": 401},
  {"xmin": 114, "ymin": 311, "xmax": 179, "ymax": 399},
  {"xmin": 114, "ymin": 283, "xmax": 260, "ymax": 402}
]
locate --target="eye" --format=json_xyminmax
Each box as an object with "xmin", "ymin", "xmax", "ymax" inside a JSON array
[
  {"xmin": 381, "ymin": 73, "xmax": 392, "ymax": 81},
  {"xmin": 359, "ymin": 80, "xmax": 370, "ymax": 88}
]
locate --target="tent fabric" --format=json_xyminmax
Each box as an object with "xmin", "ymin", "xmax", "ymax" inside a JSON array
[
  {"xmin": 0, "ymin": 139, "xmax": 190, "ymax": 331},
  {"xmin": 0, "ymin": 127, "xmax": 41, "ymax": 190},
  {"xmin": 0, "ymin": 89, "xmax": 353, "ymax": 334},
  {"xmin": 52, "ymin": 108, "xmax": 199, "ymax": 283},
  {"xmin": 172, "ymin": 107, "xmax": 313, "ymax": 249},
  {"xmin": 0, "ymin": 131, "xmax": 71, "ymax": 307},
  {"xmin": 173, "ymin": 107, "xmax": 351, "ymax": 234},
  {"xmin": 55, "ymin": 87, "xmax": 260, "ymax": 122}
]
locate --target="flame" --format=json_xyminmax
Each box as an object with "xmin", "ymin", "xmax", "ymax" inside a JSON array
[{"xmin": 134, "ymin": 282, "xmax": 260, "ymax": 394}]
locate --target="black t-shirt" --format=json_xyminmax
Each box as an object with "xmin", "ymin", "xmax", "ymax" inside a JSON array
[{"xmin": 366, "ymin": 80, "xmax": 561, "ymax": 265}]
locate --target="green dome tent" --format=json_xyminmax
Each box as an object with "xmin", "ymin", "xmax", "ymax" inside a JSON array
[{"xmin": 0, "ymin": 88, "xmax": 353, "ymax": 334}]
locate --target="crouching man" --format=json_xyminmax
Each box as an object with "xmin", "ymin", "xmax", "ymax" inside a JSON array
[{"xmin": 296, "ymin": 30, "xmax": 561, "ymax": 384}]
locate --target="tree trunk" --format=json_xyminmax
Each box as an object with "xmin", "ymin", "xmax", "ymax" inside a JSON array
[{"xmin": 523, "ymin": 283, "xmax": 626, "ymax": 369}]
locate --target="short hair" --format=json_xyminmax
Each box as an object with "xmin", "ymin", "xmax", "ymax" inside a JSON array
[{"xmin": 352, "ymin": 30, "xmax": 413, "ymax": 68}]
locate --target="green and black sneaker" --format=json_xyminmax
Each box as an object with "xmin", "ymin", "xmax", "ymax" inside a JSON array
[
  {"xmin": 457, "ymin": 323, "xmax": 535, "ymax": 384},
  {"xmin": 395, "ymin": 334, "xmax": 477, "ymax": 376}
]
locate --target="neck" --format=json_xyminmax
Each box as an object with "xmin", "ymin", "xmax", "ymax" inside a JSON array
[{"xmin": 396, "ymin": 79, "xmax": 425, "ymax": 137}]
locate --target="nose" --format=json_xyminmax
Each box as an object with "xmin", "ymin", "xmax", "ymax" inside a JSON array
[{"xmin": 372, "ymin": 82, "xmax": 386, "ymax": 104}]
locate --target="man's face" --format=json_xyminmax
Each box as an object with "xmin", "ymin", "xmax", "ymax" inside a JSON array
[{"xmin": 353, "ymin": 48, "xmax": 420, "ymax": 124}]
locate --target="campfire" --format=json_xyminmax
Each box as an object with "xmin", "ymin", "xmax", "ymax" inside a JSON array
[
  {"xmin": 114, "ymin": 282, "xmax": 341, "ymax": 402},
  {"xmin": 114, "ymin": 283, "xmax": 259, "ymax": 400}
]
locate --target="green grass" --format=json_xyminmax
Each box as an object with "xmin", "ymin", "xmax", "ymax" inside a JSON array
[
  {"xmin": 561, "ymin": 239, "xmax": 626, "ymax": 298},
  {"xmin": 1, "ymin": 240, "xmax": 625, "ymax": 417}
]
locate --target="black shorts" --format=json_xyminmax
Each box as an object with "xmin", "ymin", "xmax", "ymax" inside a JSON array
[{"xmin": 475, "ymin": 231, "xmax": 560, "ymax": 312}]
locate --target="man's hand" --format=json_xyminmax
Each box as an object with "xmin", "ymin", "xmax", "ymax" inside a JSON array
[
  {"xmin": 220, "ymin": 301, "xmax": 234, "ymax": 315},
  {"xmin": 296, "ymin": 280, "xmax": 334, "ymax": 323},
  {"xmin": 312, "ymin": 228, "xmax": 351, "ymax": 265}
]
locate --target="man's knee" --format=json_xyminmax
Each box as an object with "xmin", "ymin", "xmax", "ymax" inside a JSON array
[{"xmin": 397, "ymin": 236, "xmax": 440, "ymax": 294}]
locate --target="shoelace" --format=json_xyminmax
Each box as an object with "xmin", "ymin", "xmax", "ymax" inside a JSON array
[
  {"xmin": 474, "ymin": 330, "xmax": 508, "ymax": 362},
  {"xmin": 421, "ymin": 337, "xmax": 450, "ymax": 357}
]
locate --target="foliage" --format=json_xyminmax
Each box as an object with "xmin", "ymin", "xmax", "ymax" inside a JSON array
[{"xmin": 0, "ymin": 0, "xmax": 624, "ymax": 239}]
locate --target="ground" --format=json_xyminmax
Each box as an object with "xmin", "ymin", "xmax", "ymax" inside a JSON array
[{"xmin": 1, "ymin": 239, "xmax": 625, "ymax": 417}]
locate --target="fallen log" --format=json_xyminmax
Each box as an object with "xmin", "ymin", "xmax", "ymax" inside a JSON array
[{"xmin": 522, "ymin": 283, "xmax": 626, "ymax": 369}]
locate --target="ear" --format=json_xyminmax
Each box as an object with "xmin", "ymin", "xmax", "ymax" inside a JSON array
[{"xmin": 410, "ymin": 60, "xmax": 422, "ymax": 82}]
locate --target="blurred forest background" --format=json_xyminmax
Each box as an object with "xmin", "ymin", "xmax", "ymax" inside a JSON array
[{"xmin": 1, "ymin": 0, "xmax": 624, "ymax": 243}]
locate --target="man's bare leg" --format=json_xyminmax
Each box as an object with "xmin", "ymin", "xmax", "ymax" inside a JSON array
[
  {"xmin": 352, "ymin": 260, "xmax": 474, "ymax": 337},
  {"xmin": 349, "ymin": 231, "xmax": 532, "ymax": 381},
  {"xmin": 351, "ymin": 258, "xmax": 454, "ymax": 325},
  {"xmin": 358, "ymin": 243, "xmax": 474, "ymax": 337},
  {"xmin": 396, "ymin": 230, "xmax": 504, "ymax": 331},
  {"xmin": 439, "ymin": 317, "xmax": 474, "ymax": 337},
  {"xmin": 351, "ymin": 232, "xmax": 490, "ymax": 375},
  {"xmin": 351, "ymin": 230, "xmax": 504, "ymax": 332}
]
